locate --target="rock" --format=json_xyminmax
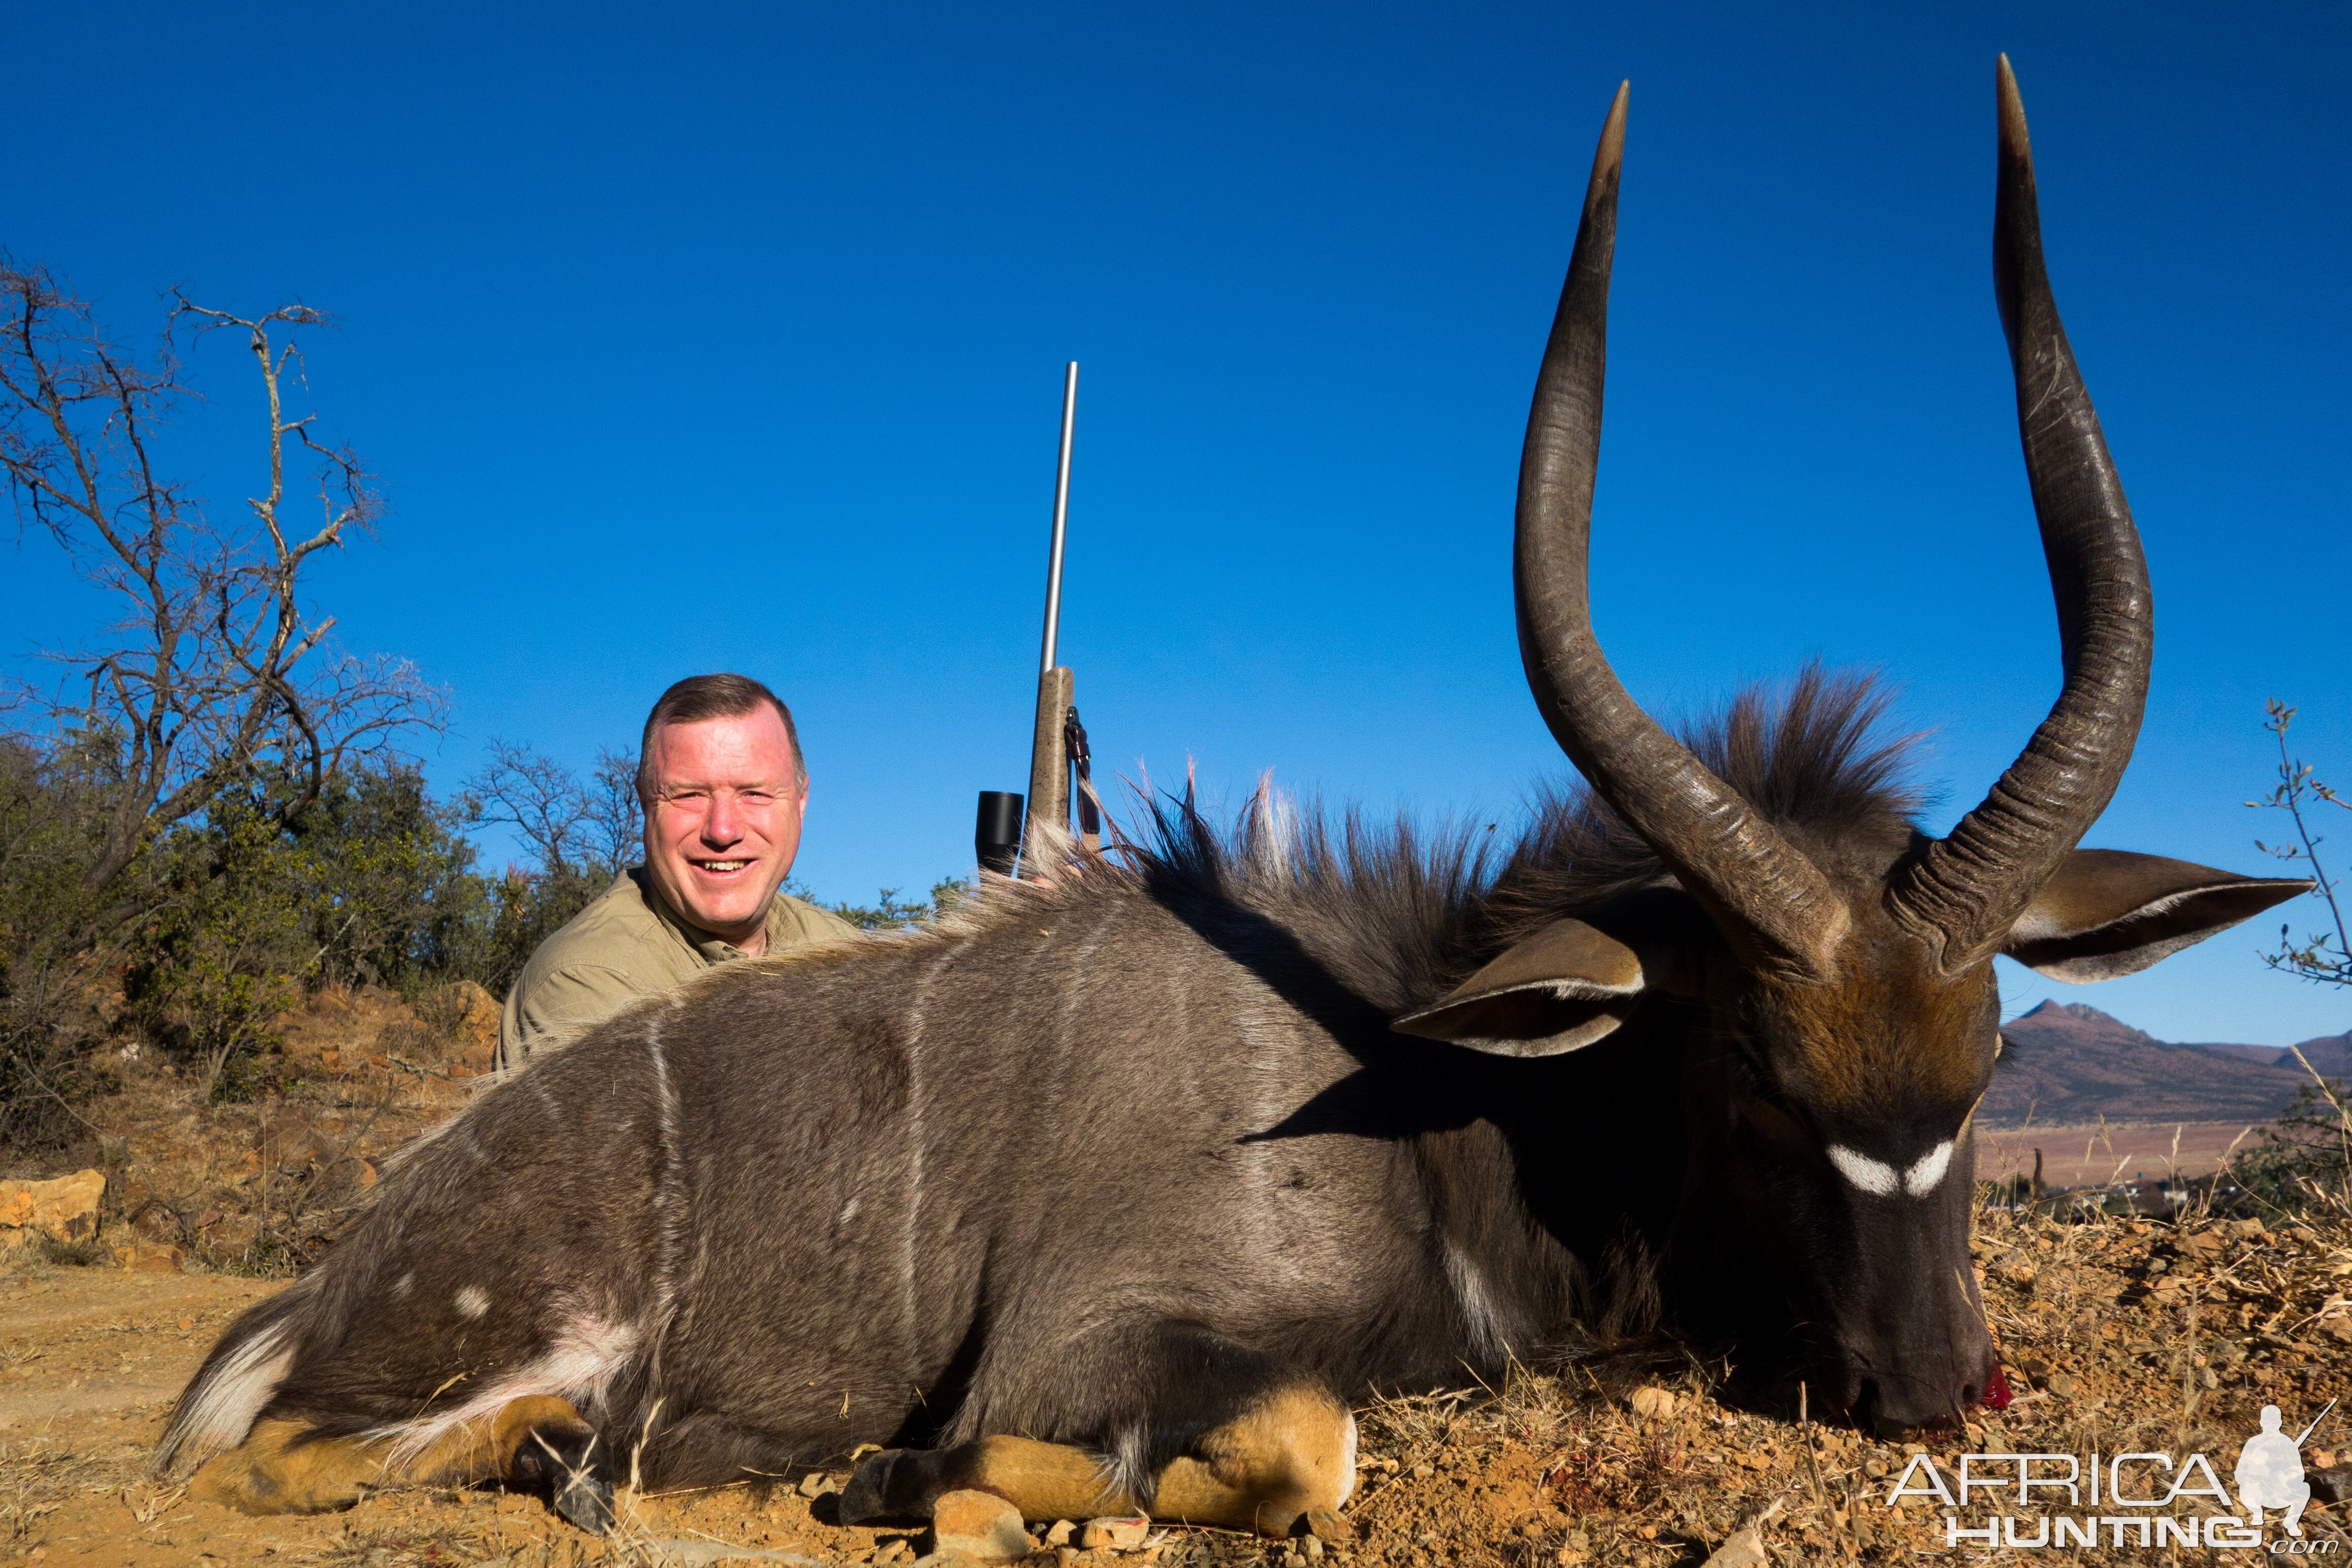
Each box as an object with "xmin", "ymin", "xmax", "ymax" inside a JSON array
[
  {"xmin": 1627, "ymin": 1385, "xmax": 1677, "ymax": 1420},
  {"xmin": 1702, "ymin": 1526, "xmax": 1770, "ymax": 1568},
  {"xmin": 2179, "ymin": 1229, "xmax": 2227, "ymax": 1258},
  {"xmin": 2019, "ymin": 1356, "xmax": 2052, "ymax": 1380},
  {"xmin": 2043, "ymin": 1371, "xmax": 2075, "ymax": 1398},
  {"xmin": 927, "ymin": 1490, "xmax": 1032, "ymax": 1561},
  {"xmin": 1042, "ymin": 1519, "xmax": 1075, "ymax": 1547},
  {"xmin": 2231, "ymin": 1218, "xmax": 2267, "ymax": 1239},
  {"xmin": 0, "ymin": 1169, "xmax": 105, "ymax": 1245},
  {"xmin": 112, "ymin": 1242, "xmax": 185, "ymax": 1272},
  {"xmin": 798, "ymin": 1469, "xmax": 839, "ymax": 1498},
  {"xmin": 2312, "ymin": 1465, "xmax": 2352, "ymax": 1505},
  {"xmin": 1077, "ymin": 1515, "xmax": 1149, "ymax": 1550},
  {"xmin": 1299, "ymin": 1509, "xmax": 1352, "ymax": 1543}
]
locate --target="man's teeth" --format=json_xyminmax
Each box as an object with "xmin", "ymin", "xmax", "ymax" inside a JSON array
[{"xmin": 697, "ymin": 860, "xmax": 750, "ymax": 872}]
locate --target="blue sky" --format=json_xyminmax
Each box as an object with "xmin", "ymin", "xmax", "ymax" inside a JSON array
[{"xmin": 5, "ymin": 4, "xmax": 2347, "ymax": 1044}]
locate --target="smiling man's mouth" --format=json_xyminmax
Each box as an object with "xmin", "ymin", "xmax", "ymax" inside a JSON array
[{"xmin": 692, "ymin": 859, "xmax": 753, "ymax": 874}]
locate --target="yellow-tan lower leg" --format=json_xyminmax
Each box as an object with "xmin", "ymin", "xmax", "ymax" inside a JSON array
[
  {"xmin": 879, "ymin": 1387, "xmax": 1355, "ymax": 1538},
  {"xmin": 403, "ymin": 1395, "xmax": 595, "ymax": 1485},
  {"xmin": 190, "ymin": 1420, "xmax": 387, "ymax": 1515},
  {"xmin": 188, "ymin": 1396, "xmax": 595, "ymax": 1516},
  {"xmin": 1160, "ymin": 1386, "xmax": 1357, "ymax": 1535}
]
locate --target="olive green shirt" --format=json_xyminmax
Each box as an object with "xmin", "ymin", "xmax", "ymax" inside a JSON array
[{"xmin": 495, "ymin": 869, "xmax": 859, "ymax": 1075}]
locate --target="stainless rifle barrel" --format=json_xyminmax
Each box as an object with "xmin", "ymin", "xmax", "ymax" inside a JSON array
[{"xmin": 1039, "ymin": 362, "xmax": 1078, "ymax": 675}]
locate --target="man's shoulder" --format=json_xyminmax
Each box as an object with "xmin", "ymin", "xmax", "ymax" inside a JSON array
[
  {"xmin": 769, "ymin": 892, "xmax": 863, "ymax": 948},
  {"xmin": 520, "ymin": 871, "xmax": 702, "ymax": 992}
]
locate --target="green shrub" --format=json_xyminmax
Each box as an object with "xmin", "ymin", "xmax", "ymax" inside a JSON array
[{"xmin": 2234, "ymin": 1079, "xmax": 2352, "ymax": 1213}]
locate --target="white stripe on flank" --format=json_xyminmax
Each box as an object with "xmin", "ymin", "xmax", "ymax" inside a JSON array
[
  {"xmin": 645, "ymin": 1015, "xmax": 685, "ymax": 1336},
  {"xmin": 902, "ymin": 949, "xmax": 956, "ymax": 1365}
]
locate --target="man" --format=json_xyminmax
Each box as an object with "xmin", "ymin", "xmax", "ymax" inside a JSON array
[{"xmin": 496, "ymin": 673, "xmax": 859, "ymax": 1073}]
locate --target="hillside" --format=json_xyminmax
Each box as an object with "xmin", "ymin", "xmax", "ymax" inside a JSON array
[
  {"xmin": 1983, "ymin": 1001, "xmax": 2315, "ymax": 1126},
  {"xmin": 2186, "ymin": 1029, "xmax": 2352, "ymax": 1077}
]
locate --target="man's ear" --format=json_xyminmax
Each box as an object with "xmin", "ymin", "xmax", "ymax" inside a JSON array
[
  {"xmin": 1392, "ymin": 919, "xmax": 1658, "ymax": 1057},
  {"xmin": 2005, "ymin": 849, "xmax": 2311, "ymax": 984}
]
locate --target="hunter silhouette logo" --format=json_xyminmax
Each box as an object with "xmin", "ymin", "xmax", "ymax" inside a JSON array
[
  {"xmin": 2236, "ymin": 1400, "xmax": 2331, "ymax": 1539},
  {"xmin": 1882, "ymin": 1398, "xmax": 2338, "ymax": 1551}
]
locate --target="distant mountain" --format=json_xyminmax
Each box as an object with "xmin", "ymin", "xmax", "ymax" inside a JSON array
[
  {"xmin": 2180, "ymin": 1030, "xmax": 2352, "ymax": 1079},
  {"xmin": 2298, "ymin": 1033, "xmax": 2352, "ymax": 1077},
  {"xmin": 1982, "ymin": 1002, "xmax": 2315, "ymax": 1127}
]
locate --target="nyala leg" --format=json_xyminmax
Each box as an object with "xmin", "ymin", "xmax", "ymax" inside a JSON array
[
  {"xmin": 194, "ymin": 1395, "xmax": 613, "ymax": 1530},
  {"xmin": 189, "ymin": 1420, "xmax": 388, "ymax": 1515},
  {"xmin": 493, "ymin": 1402, "xmax": 615, "ymax": 1533},
  {"xmin": 842, "ymin": 1323, "xmax": 1356, "ymax": 1538},
  {"xmin": 1157, "ymin": 1385, "xmax": 1358, "ymax": 1535}
]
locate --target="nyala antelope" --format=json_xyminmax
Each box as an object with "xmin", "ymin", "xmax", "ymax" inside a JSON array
[{"xmin": 157, "ymin": 59, "xmax": 2304, "ymax": 1537}]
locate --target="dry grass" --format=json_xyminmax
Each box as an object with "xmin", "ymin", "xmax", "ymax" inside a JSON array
[
  {"xmin": 1326, "ymin": 1200, "xmax": 2352, "ymax": 1566},
  {"xmin": 2, "ymin": 984, "xmax": 494, "ymax": 1278}
]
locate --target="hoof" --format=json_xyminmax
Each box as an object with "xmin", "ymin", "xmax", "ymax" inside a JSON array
[
  {"xmin": 514, "ymin": 1423, "xmax": 614, "ymax": 1534},
  {"xmin": 837, "ymin": 1448, "xmax": 916, "ymax": 1525},
  {"xmin": 555, "ymin": 1469, "xmax": 616, "ymax": 1533}
]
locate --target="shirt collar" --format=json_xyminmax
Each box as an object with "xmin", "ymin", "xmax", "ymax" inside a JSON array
[{"xmin": 630, "ymin": 867, "xmax": 780, "ymax": 962}]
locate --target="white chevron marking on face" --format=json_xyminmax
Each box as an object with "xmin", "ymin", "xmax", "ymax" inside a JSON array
[
  {"xmin": 1827, "ymin": 1140, "xmax": 1957, "ymax": 1199},
  {"xmin": 1827, "ymin": 1146, "xmax": 1899, "ymax": 1196},
  {"xmin": 1903, "ymin": 1140, "xmax": 1956, "ymax": 1197}
]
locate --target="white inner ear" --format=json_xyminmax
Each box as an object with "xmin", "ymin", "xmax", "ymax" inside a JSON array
[{"xmin": 1827, "ymin": 1146, "xmax": 1899, "ymax": 1197}]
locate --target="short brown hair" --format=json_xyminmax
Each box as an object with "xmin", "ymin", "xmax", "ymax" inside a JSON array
[{"xmin": 637, "ymin": 673, "xmax": 806, "ymax": 802}]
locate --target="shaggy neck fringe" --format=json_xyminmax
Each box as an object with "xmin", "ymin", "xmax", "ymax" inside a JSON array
[{"xmin": 1091, "ymin": 668, "xmax": 1922, "ymax": 1018}]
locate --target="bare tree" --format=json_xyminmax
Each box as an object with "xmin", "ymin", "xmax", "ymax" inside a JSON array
[
  {"xmin": 583, "ymin": 746, "xmax": 644, "ymax": 876},
  {"xmin": 467, "ymin": 742, "xmax": 640, "ymax": 878},
  {"xmin": 2251, "ymin": 699, "xmax": 2352, "ymax": 989},
  {"xmin": 0, "ymin": 258, "xmax": 445, "ymax": 904}
]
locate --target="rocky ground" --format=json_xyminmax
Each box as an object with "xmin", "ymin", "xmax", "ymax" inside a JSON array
[{"xmin": 5, "ymin": 990, "xmax": 2351, "ymax": 1565}]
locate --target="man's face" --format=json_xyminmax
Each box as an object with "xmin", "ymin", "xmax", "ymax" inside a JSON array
[{"xmin": 640, "ymin": 707, "xmax": 807, "ymax": 953}]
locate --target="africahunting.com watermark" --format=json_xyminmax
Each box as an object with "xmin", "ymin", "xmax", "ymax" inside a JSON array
[{"xmin": 1884, "ymin": 1402, "xmax": 2337, "ymax": 1552}]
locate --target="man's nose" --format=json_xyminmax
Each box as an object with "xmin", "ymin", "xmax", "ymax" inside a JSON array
[{"xmin": 700, "ymin": 792, "xmax": 744, "ymax": 843}]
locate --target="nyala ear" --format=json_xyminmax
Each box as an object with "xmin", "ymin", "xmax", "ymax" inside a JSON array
[
  {"xmin": 2005, "ymin": 848, "xmax": 2312, "ymax": 983},
  {"xmin": 1391, "ymin": 919, "xmax": 1655, "ymax": 1057}
]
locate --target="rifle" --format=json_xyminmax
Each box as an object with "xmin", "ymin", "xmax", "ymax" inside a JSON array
[{"xmin": 974, "ymin": 363, "xmax": 1100, "ymax": 878}]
